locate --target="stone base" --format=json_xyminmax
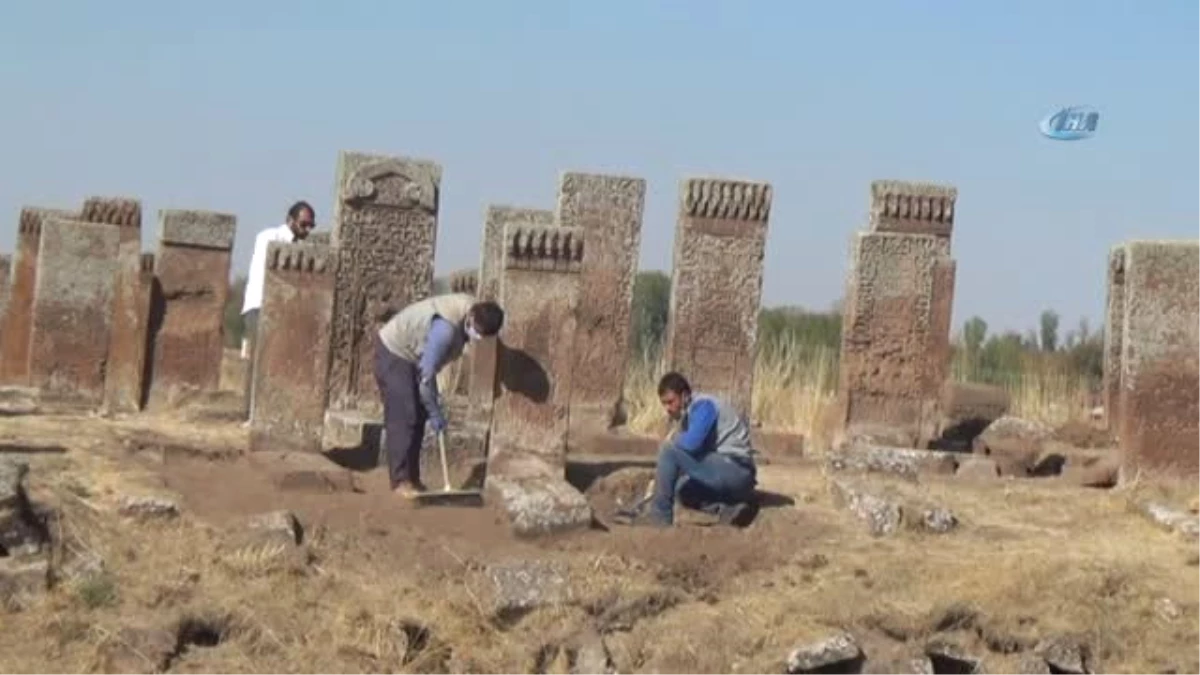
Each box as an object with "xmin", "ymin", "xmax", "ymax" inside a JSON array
[{"xmin": 484, "ymin": 474, "xmax": 594, "ymax": 538}]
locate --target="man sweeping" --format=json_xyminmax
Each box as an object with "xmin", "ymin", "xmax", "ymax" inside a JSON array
[
  {"xmin": 374, "ymin": 292, "xmax": 504, "ymax": 498},
  {"xmin": 620, "ymin": 372, "xmax": 759, "ymax": 528}
]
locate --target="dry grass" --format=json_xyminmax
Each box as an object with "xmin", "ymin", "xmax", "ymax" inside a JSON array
[{"xmin": 623, "ymin": 339, "xmax": 1096, "ymax": 442}]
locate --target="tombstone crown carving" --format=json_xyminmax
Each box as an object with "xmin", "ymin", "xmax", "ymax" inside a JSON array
[
  {"xmin": 449, "ymin": 269, "xmax": 479, "ymax": 295},
  {"xmin": 266, "ymin": 242, "xmax": 336, "ymax": 275},
  {"xmin": 869, "ymin": 180, "xmax": 957, "ymax": 228},
  {"xmin": 683, "ymin": 178, "xmax": 772, "ymax": 222},
  {"xmin": 505, "ymin": 225, "xmax": 585, "ymax": 271},
  {"xmin": 18, "ymin": 208, "xmax": 76, "ymax": 237},
  {"xmin": 341, "ymin": 159, "xmax": 438, "ymax": 213},
  {"xmin": 82, "ymin": 197, "xmax": 142, "ymax": 228}
]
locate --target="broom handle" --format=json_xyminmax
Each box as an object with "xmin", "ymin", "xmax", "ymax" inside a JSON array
[{"xmin": 437, "ymin": 431, "xmax": 452, "ymax": 491}]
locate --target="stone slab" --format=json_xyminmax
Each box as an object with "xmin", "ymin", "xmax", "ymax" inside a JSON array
[
  {"xmin": 82, "ymin": 197, "xmax": 148, "ymax": 414},
  {"xmin": 0, "ymin": 207, "xmax": 76, "ymax": 385},
  {"xmin": 28, "ymin": 218, "xmax": 121, "ymax": 404},
  {"xmin": 664, "ymin": 177, "xmax": 771, "ymax": 417},
  {"xmin": 1113, "ymin": 241, "xmax": 1199, "ymax": 479},
  {"xmin": 836, "ymin": 227, "xmax": 955, "ymax": 448},
  {"xmin": 487, "ymin": 223, "xmax": 584, "ymax": 479},
  {"xmin": 158, "ymin": 209, "xmax": 236, "ymax": 249},
  {"xmin": 557, "ymin": 173, "xmax": 646, "ymax": 434},
  {"xmin": 327, "ymin": 150, "xmax": 441, "ymax": 414},
  {"xmin": 146, "ymin": 210, "xmax": 236, "ymax": 405},
  {"xmin": 250, "ymin": 243, "xmax": 337, "ymax": 453}
]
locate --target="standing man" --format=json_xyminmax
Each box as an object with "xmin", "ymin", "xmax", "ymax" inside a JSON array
[
  {"xmin": 620, "ymin": 372, "xmax": 759, "ymax": 528},
  {"xmin": 241, "ymin": 201, "xmax": 316, "ymax": 420},
  {"xmin": 374, "ymin": 292, "xmax": 505, "ymax": 498}
]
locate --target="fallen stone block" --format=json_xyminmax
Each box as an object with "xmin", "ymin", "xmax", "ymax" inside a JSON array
[
  {"xmin": 828, "ymin": 443, "xmax": 959, "ymax": 481},
  {"xmin": 1034, "ymin": 636, "xmax": 1093, "ymax": 674},
  {"xmin": 786, "ymin": 632, "xmax": 865, "ymax": 674},
  {"xmin": 484, "ymin": 559, "xmax": 570, "ymax": 623},
  {"xmin": 484, "ymin": 476, "xmax": 594, "ymax": 538},
  {"xmin": 973, "ymin": 415, "xmax": 1053, "ymax": 475},
  {"xmin": 1138, "ymin": 501, "xmax": 1199, "ymax": 540},
  {"xmin": 935, "ymin": 381, "xmax": 1011, "ymax": 451},
  {"xmin": 118, "ymin": 496, "xmax": 181, "ymax": 520},
  {"xmin": 828, "ymin": 477, "xmax": 958, "ymax": 537},
  {"xmin": 828, "ymin": 479, "xmax": 902, "ymax": 537}
]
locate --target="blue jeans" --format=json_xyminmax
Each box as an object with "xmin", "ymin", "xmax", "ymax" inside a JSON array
[{"xmin": 652, "ymin": 444, "xmax": 757, "ymax": 524}]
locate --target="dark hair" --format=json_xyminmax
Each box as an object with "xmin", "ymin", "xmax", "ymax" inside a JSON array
[
  {"xmin": 657, "ymin": 372, "xmax": 691, "ymax": 397},
  {"xmin": 287, "ymin": 200, "xmax": 315, "ymax": 221},
  {"xmin": 469, "ymin": 301, "xmax": 505, "ymax": 336}
]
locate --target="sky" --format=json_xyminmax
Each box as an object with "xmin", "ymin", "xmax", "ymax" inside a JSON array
[{"xmin": 0, "ymin": 0, "xmax": 1196, "ymax": 335}]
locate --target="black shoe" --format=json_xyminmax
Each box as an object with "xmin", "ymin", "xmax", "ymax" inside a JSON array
[{"xmin": 717, "ymin": 502, "xmax": 758, "ymax": 528}]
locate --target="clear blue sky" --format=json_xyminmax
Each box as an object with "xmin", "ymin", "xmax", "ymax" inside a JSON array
[{"xmin": 1, "ymin": 0, "xmax": 1196, "ymax": 334}]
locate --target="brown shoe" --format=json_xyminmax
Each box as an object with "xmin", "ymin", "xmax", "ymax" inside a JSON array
[{"xmin": 392, "ymin": 483, "xmax": 425, "ymax": 500}]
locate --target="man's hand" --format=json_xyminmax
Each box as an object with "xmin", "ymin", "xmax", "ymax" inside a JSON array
[{"xmin": 429, "ymin": 413, "xmax": 448, "ymax": 433}]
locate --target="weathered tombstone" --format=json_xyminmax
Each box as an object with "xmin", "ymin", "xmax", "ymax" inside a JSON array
[
  {"xmin": 484, "ymin": 223, "xmax": 593, "ymax": 536},
  {"xmin": 250, "ymin": 242, "xmax": 337, "ymax": 452},
  {"xmin": 1102, "ymin": 245, "xmax": 1125, "ymax": 432},
  {"xmin": 27, "ymin": 218, "xmax": 121, "ymax": 405},
  {"xmin": 0, "ymin": 208, "xmax": 76, "ymax": 385},
  {"xmin": 556, "ymin": 173, "xmax": 646, "ymax": 437},
  {"xmin": 145, "ymin": 210, "xmax": 236, "ymax": 406},
  {"xmin": 80, "ymin": 197, "xmax": 147, "ymax": 414},
  {"xmin": 0, "ymin": 255, "xmax": 10, "ymax": 335},
  {"xmin": 663, "ymin": 177, "xmax": 772, "ymax": 416},
  {"xmin": 1108, "ymin": 241, "xmax": 1199, "ymax": 480},
  {"xmin": 836, "ymin": 180, "xmax": 958, "ymax": 449},
  {"xmin": 480, "ymin": 206, "xmax": 554, "ymax": 303},
  {"xmin": 326, "ymin": 151, "xmax": 440, "ymax": 415}
]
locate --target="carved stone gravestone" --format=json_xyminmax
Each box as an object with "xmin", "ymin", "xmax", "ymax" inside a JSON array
[
  {"xmin": 664, "ymin": 177, "xmax": 772, "ymax": 417},
  {"xmin": 28, "ymin": 218, "xmax": 121, "ymax": 405},
  {"xmin": 556, "ymin": 173, "xmax": 646, "ymax": 437},
  {"xmin": 327, "ymin": 151, "xmax": 440, "ymax": 415},
  {"xmin": 250, "ymin": 242, "xmax": 338, "ymax": 452},
  {"xmin": 0, "ymin": 207, "xmax": 76, "ymax": 385},
  {"xmin": 146, "ymin": 210, "xmax": 236, "ymax": 406}
]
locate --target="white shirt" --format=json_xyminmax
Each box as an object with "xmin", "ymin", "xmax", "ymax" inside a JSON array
[{"xmin": 241, "ymin": 224, "xmax": 297, "ymax": 315}]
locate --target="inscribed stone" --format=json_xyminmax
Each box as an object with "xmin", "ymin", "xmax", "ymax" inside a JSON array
[
  {"xmin": 81, "ymin": 197, "xmax": 147, "ymax": 414},
  {"xmin": 556, "ymin": 173, "xmax": 645, "ymax": 434},
  {"xmin": 327, "ymin": 151, "xmax": 440, "ymax": 414},
  {"xmin": 664, "ymin": 177, "xmax": 771, "ymax": 417},
  {"xmin": 250, "ymin": 243, "xmax": 337, "ymax": 452},
  {"xmin": 0, "ymin": 208, "xmax": 76, "ymax": 385},
  {"xmin": 145, "ymin": 210, "xmax": 236, "ymax": 406},
  {"xmin": 1113, "ymin": 240, "xmax": 1199, "ymax": 479},
  {"xmin": 28, "ymin": 219, "xmax": 120, "ymax": 404}
]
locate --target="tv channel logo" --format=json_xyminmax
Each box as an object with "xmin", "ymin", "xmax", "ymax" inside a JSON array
[{"xmin": 1039, "ymin": 105, "xmax": 1100, "ymax": 141}]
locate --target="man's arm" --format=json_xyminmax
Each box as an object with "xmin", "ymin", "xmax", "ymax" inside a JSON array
[
  {"xmin": 674, "ymin": 398, "xmax": 717, "ymax": 456},
  {"xmin": 417, "ymin": 317, "xmax": 457, "ymax": 431}
]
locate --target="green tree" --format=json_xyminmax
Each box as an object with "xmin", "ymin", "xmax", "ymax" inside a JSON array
[
  {"xmin": 1039, "ymin": 309, "xmax": 1060, "ymax": 352},
  {"xmin": 962, "ymin": 316, "xmax": 988, "ymax": 354},
  {"xmin": 223, "ymin": 275, "xmax": 248, "ymax": 348},
  {"xmin": 630, "ymin": 270, "xmax": 671, "ymax": 357}
]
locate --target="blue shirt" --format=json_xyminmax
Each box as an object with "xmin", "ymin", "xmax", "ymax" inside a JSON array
[
  {"xmin": 675, "ymin": 397, "xmax": 719, "ymax": 456},
  {"xmin": 416, "ymin": 317, "xmax": 460, "ymax": 429}
]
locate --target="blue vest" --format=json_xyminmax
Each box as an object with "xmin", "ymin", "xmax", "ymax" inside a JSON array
[{"xmin": 689, "ymin": 393, "xmax": 755, "ymax": 460}]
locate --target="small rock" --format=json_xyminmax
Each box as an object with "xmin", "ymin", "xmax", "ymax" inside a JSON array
[
  {"xmin": 786, "ymin": 632, "xmax": 865, "ymax": 674},
  {"xmin": 925, "ymin": 638, "xmax": 983, "ymax": 674},
  {"xmin": 1034, "ymin": 636, "xmax": 1091, "ymax": 674},
  {"xmin": 485, "ymin": 560, "xmax": 570, "ymax": 622},
  {"xmin": 118, "ymin": 496, "xmax": 180, "ymax": 520},
  {"xmin": 1155, "ymin": 597, "xmax": 1182, "ymax": 622},
  {"xmin": 1016, "ymin": 653, "xmax": 1051, "ymax": 673},
  {"xmin": 1139, "ymin": 502, "xmax": 1199, "ymax": 540},
  {"xmin": 98, "ymin": 626, "xmax": 178, "ymax": 673},
  {"xmin": 829, "ymin": 479, "xmax": 902, "ymax": 536},
  {"xmin": 245, "ymin": 510, "xmax": 303, "ymax": 545},
  {"xmin": 921, "ymin": 507, "xmax": 959, "ymax": 533}
]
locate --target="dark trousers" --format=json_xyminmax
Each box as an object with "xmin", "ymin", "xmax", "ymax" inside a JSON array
[
  {"xmin": 242, "ymin": 309, "xmax": 260, "ymax": 420},
  {"xmin": 651, "ymin": 444, "xmax": 757, "ymax": 524},
  {"xmin": 373, "ymin": 336, "xmax": 427, "ymax": 489}
]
